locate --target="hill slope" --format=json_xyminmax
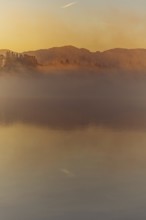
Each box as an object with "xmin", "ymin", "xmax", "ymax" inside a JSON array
[
  {"xmin": 1, "ymin": 46, "xmax": 146, "ymax": 73},
  {"xmin": 24, "ymin": 46, "xmax": 146, "ymax": 72}
]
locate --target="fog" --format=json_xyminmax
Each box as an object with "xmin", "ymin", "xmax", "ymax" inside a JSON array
[
  {"xmin": 1, "ymin": 71, "xmax": 146, "ymax": 220},
  {"xmin": 0, "ymin": 71, "xmax": 146, "ymax": 130}
]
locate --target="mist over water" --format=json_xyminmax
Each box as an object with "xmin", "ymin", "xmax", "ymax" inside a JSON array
[
  {"xmin": 0, "ymin": 72, "xmax": 146, "ymax": 130},
  {"xmin": 1, "ymin": 72, "xmax": 146, "ymax": 219}
]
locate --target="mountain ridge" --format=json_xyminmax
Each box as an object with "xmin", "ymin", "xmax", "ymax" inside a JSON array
[
  {"xmin": 24, "ymin": 46, "xmax": 146, "ymax": 71},
  {"xmin": 1, "ymin": 46, "xmax": 146, "ymax": 73}
]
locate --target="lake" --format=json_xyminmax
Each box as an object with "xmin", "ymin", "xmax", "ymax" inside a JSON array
[
  {"xmin": 0, "ymin": 74, "xmax": 146, "ymax": 220},
  {"xmin": 0, "ymin": 122, "xmax": 146, "ymax": 220}
]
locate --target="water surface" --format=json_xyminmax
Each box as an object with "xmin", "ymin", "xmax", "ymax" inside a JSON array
[
  {"xmin": 0, "ymin": 74, "xmax": 146, "ymax": 219},
  {"xmin": 0, "ymin": 123, "xmax": 146, "ymax": 220}
]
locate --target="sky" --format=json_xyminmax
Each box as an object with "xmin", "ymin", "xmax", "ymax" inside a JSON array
[{"xmin": 0, "ymin": 0, "xmax": 146, "ymax": 51}]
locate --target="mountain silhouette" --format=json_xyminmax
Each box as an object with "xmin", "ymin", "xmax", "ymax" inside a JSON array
[{"xmin": 1, "ymin": 46, "xmax": 146, "ymax": 73}]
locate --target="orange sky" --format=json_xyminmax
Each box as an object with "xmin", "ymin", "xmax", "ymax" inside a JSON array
[{"xmin": 0, "ymin": 0, "xmax": 146, "ymax": 52}]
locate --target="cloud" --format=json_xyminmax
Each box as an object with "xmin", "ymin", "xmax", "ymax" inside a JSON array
[
  {"xmin": 61, "ymin": 2, "xmax": 77, "ymax": 9},
  {"xmin": 60, "ymin": 168, "xmax": 75, "ymax": 177}
]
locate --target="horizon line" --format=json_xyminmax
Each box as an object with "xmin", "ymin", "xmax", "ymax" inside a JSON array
[{"xmin": 1, "ymin": 45, "xmax": 146, "ymax": 54}]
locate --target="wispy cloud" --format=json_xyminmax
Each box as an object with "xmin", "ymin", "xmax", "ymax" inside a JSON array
[
  {"xmin": 60, "ymin": 168, "xmax": 75, "ymax": 177},
  {"xmin": 61, "ymin": 2, "xmax": 77, "ymax": 9}
]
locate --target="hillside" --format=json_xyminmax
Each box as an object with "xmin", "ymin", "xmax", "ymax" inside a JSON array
[
  {"xmin": 25, "ymin": 46, "xmax": 146, "ymax": 72},
  {"xmin": 0, "ymin": 50, "xmax": 38, "ymax": 73},
  {"xmin": 1, "ymin": 46, "xmax": 146, "ymax": 73}
]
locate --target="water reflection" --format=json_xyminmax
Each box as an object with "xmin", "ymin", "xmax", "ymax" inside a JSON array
[{"xmin": 0, "ymin": 124, "xmax": 146, "ymax": 219}]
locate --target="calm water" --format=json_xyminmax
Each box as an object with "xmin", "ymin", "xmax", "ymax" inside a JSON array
[
  {"xmin": 1, "ymin": 74, "xmax": 146, "ymax": 219},
  {"xmin": 0, "ymin": 123, "xmax": 146, "ymax": 220}
]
